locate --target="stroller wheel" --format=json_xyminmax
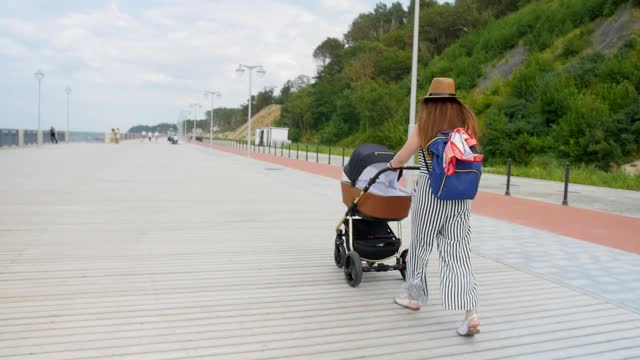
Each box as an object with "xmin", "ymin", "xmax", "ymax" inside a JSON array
[
  {"xmin": 399, "ymin": 249, "xmax": 409, "ymax": 280},
  {"xmin": 344, "ymin": 252, "xmax": 363, "ymax": 287},
  {"xmin": 333, "ymin": 239, "xmax": 346, "ymax": 269}
]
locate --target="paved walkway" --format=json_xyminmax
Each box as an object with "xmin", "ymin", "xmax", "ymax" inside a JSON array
[
  {"xmin": 479, "ymin": 173, "xmax": 640, "ymax": 218},
  {"xmin": 1, "ymin": 142, "xmax": 639, "ymax": 359}
]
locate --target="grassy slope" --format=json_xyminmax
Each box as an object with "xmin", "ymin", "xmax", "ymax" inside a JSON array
[{"xmin": 467, "ymin": 2, "xmax": 640, "ymax": 190}]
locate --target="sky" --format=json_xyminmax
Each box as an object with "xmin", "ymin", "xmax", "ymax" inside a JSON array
[{"xmin": 0, "ymin": 0, "xmax": 416, "ymax": 132}]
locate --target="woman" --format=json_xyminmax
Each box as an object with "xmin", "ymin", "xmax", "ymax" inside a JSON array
[{"xmin": 388, "ymin": 77, "xmax": 480, "ymax": 336}]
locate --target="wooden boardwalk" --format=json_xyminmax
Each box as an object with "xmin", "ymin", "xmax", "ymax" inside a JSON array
[{"xmin": 1, "ymin": 142, "xmax": 639, "ymax": 359}]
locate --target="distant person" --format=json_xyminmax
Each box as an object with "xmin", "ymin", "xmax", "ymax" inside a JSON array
[
  {"xmin": 141, "ymin": 131, "xmax": 146, "ymax": 142},
  {"xmin": 148, "ymin": 132, "xmax": 153, "ymax": 142},
  {"xmin": 115, "ymin": 128, "xmax": 121, "ymax": 144},
  {"xmin": 49, "ymin": 126, "xmax": 58, "ymax": 144},
  {"xmin": 154, "ymin": 131, "xmax": 159, "ymax": 142},
  {"xmin": 388, "ymin": 77, "xmax": 481, "ymax": 336},
  {"xmin": 110, "ymin": 129, "xmax": 116, "ymax": 144}
]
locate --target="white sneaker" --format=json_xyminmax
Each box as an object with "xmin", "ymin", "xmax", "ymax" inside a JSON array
[
  {"xmin": 456, "ymin": 313, "xmax": 480, "ymax": 336},
  {"xmin": 394, "ymin": 294, "xmax": 421, "ymax": 311}
]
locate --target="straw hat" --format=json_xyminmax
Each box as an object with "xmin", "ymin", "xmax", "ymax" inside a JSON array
[{"xmin": 422, "ymin": 77, "xmax": 459, "ymax": 99}]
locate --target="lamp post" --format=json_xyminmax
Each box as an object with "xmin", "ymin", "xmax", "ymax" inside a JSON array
[
  {"xmin": 34, "ymin": 70, "xmax": 45, "ymax": 145},
  {"xmin": 179, "ymin": 111, "xmax": 185, "ymax": 138},
  {"xmin": 180, "ymin": 110, "xmax": 189, "ymax": 139},
  {"xmin": 65, "ymin": 86, "xmax": 72, "ymax": 143},
  {"xmin": 235, "ymin": 64, "xmax": 266, "ymax": 157},
  {"xmin": 176, "ymin": 111, "xmax": 183, "ymax": 138},
  {"xmin": 189, "ymin": 103, "xmax": 201, "ymax": 141},
  {"xmin": 204, "ymin": 90, "xmax": 221, "ymax": 146},
  {"xmin": 408, "ymin": 0, "xmax": 420, "ymax": 164}
]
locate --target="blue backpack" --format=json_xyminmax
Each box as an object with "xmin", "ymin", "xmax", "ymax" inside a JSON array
[{"xmin": 422, "ymin": 130, "xmax": 483, "ymax": 201}]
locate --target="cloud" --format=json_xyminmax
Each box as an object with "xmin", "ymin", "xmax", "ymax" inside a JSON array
[
  {"xmin": 318, "ymin": 0, "xmax": 369, "ymax": 12},
  {"xmin": 138, "ymin": 72, "xmax": 187, "ymax": 86},
  {"xmin": 0, "ymin": 36, "xmax": 30, "ymax": 57},
  {"xmin": 0, "ymin": 0, "xmax": 409, "ymax": 131}
]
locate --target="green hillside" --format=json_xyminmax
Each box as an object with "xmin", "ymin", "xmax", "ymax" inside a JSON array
[
  {"xmin": 128, "ymin": 123, "xmax": 178, "ymax": 134},
  {"xmin": 276, "ymin": 0, "xmax": 640, "ymax": 174}
]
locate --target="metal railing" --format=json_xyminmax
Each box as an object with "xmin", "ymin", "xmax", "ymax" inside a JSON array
[
  {"xmin": 24, "ymin": 130, "xmax": 38, "ymax": 146},
  {"xmin": 206, "ymin": 139, "xmax": 579, "ymax": 207},
  {"xmin": 68, "ymin": 131, "xmax": 106, "ymax": 143},
  {"xmin": 206, "ymin": 138, "xmax": 353, "ymax": 167},
  {"xmin": 0, "ymin": 129, "xmax": 114, "ymax": 148},
  {"xmin": 502, "ymin": 159, "xmax": 572, "ymax": 206},
  {"xmin": 0, "ymin": 129, "xmax": 18, "ymax": 147}
]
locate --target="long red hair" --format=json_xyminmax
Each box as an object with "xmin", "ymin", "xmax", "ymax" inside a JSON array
[{"xmin": 417, "ymin": 98, "xmax": 479, "ymax": 148}]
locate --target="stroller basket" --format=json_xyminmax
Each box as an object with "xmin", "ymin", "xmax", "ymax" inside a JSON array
[{"xmin": 345, "ymin": 218, "xmax": 400, "ymax": 261}]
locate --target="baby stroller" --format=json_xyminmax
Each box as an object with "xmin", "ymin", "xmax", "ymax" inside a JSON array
[{"xmin": 335, "ymin": 144, "xmax": 419, "ymax": 287}]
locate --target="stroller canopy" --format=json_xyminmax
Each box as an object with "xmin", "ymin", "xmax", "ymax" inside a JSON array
[{"xmin": 344, "ymin": 144, "xmax": 395, "ymax": 186}]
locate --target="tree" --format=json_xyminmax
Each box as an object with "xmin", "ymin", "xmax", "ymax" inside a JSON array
[
  {"xmin": 351, "ymin": 80, "xmax": 404, "ymax": 132},
  {"xmin": 255, "ymin": 87, "xmax": 276, "ymax": 113},
  {"xmin": 387, "ymin": 2, "xmax": 408, "ymax": 29},
  {"xmin": 343, "ymin": 42, "xmax": 386, "ymax": 83},
  {"xmin": 292, "ymin": 74, "xmax": 312, "ymax": 90},
  {"xmin": 420, "ymin": 0, "xmax": 486, "ymax": 55},
  {"xmin": 128, "ymin": 123, "xmax": 178, "ymax": 133},
  {"xmin": 277, "ymin": 81, "xmax": 293, "ymax": 104},
  {"xmin": 345, "ymin": 2, "xmax": 408, "ymax": 45},
  {"xmin": 278, "ymin": 86, "xmax": 314, "ymax": 140},
  {"xmin": 313, "ymin": 37, "xmax": 344, "ymax": 68},
  {"xmin": 345, "ymin": 13, "xmax": 378, "ymax": 44},
  {"xmin": 277, "ymin": 75, "xmax": 312, "ymax": 104},
  {"xmin": 471, "ymin": 0, "xmax": 528, "ymax": 17}
]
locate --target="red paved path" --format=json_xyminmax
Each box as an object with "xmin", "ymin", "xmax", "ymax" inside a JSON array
[{"xmin": 194, "ymin": 142, "xmax": 640, "ymax": 255}]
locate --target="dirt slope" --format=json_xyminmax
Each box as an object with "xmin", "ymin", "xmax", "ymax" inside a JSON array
[
  {"xmin": 592, "ymin": 4, "xmax": 640, "ymax": 53},
  {"xmin": 220, "ymin": 104, "xmax": 282, "ymax": 140},
  {"xmin": 476, "ymin": 46, "xmax": 527, "ymax": 93}
]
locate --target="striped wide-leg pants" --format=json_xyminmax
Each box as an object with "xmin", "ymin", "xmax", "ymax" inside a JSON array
[{"xmin": 403, "ymin": 174, "xmax": 479, "ymax": 311}]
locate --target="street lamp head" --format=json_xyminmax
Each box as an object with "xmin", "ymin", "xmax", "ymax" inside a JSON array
[
  {"xmin": 34, "ymin": 70, "xmax": 45, "ymax": 80},
  {"xmin": 65, "ymin": 86, "xmax": 72, "ymax": 95},
  {"xmin": 204, "ymin": 90, "xmax": 222, "ymax": 98},
  {"xmin": 256, "ymin": 67, "xmax": 266, "ymax": 77},
  {"xmin": 235, "ymin": 65, "xmax": 246, "ymax": 75}
]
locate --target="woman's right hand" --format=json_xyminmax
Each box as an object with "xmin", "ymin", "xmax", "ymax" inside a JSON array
[{"xmin": 388, "ymin": 159, "xmax": 402, "ymax": 171}]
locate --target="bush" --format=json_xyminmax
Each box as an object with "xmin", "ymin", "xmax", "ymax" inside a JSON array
[
  {"xmin": 560, "ymin": 29, "xmax": 592, "ymax": 58},
  {"xmin": 374, "ymin": 49, "xmax": 412, "ymax": 82},
  {"xmin": 552, "ymin": 94, "xmax": 610, "ymax": 167},
  {"xmin": 533, "ymin": 75, "xmax": 579, "ymax": 127},
  {"xmin": 561, "ymin": 53, "xmax": 607, "ymax": 88},
  {"xmin": 318, "ymin": 119, "xmax": 350, "ymax": 144}
]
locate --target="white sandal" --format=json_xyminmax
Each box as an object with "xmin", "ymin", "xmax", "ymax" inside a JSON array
[
  {"xmin": 457, "ymin": 313, "xmax": 480, "ymax": 336},
  {"xmin": 394, "ymin": 294, "xmax": 421, "ymax": 311}
]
